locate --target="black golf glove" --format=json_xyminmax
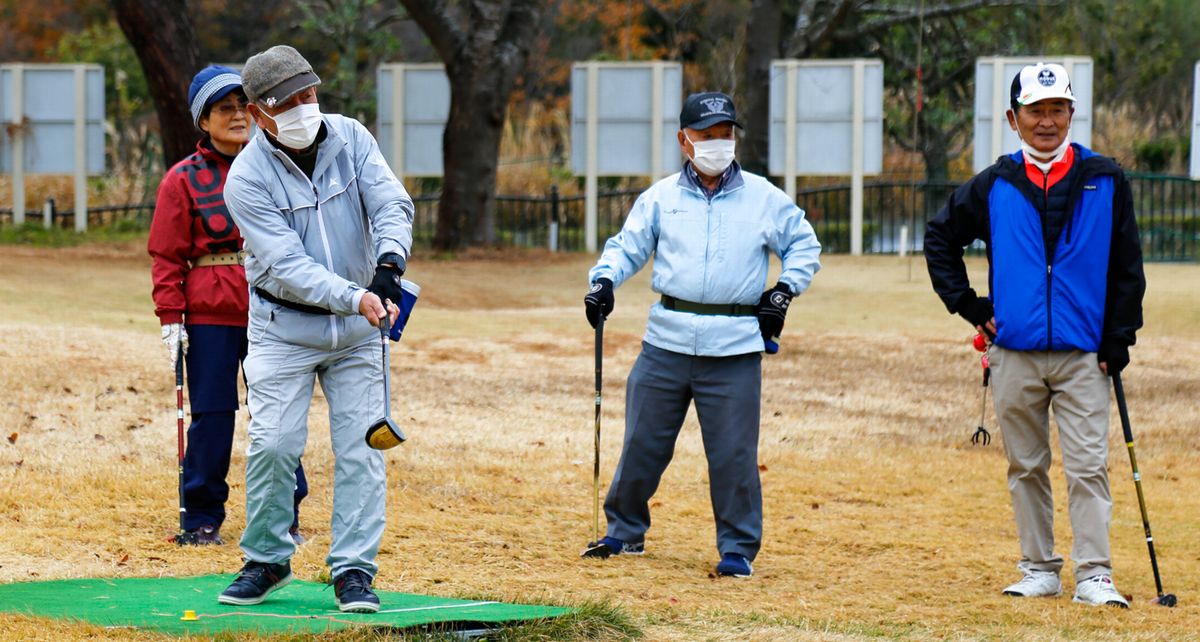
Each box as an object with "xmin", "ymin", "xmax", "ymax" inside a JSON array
[
  {"xmin": 584, "ymin": 278, "xmax": 614, "ymax": 328},
  {"xmin": 368, "ymin": 262, "xmax": 405, "ymax": 306},
  {"xmin": 956, "ymin": 292, "xmax": 995, "ymax": 338},
  {"xmin": 757, "ymin": 282, "xmax": 792, "ymax": 345},
  {"xmin": 1098, "ymin": 340, "xmax": 1130, "ymax": 375}
]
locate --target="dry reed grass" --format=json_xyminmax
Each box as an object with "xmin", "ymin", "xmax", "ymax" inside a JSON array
[{"xmin": 0, "ymin": 245, "xmax": 1198, "ymax": 641}]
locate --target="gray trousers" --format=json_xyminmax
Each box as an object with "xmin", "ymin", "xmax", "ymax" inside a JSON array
[
  {"xmin": 239, "ymin": 333, "xmax": 387, "ymax": 579},
  {"xmin": 605, "ymin": 342, "xmax": 763, "ymax": 560},
  {"xmin": 989, "ymin": 346, "xmax": 1112, "ymax": 581}
]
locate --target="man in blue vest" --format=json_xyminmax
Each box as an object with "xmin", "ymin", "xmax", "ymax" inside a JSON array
[
  {"xmin": 925, "ymin": 63, "xmax": 1145, "ymax": 607},
  {"xmin": 580, "ymin": 92, "xmax": 822, "ymax": 578}
]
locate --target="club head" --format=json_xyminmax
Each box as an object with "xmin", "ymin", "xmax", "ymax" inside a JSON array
[
  {"xmin": 580, "ymin": 540, "xmax": 613, "ymax": 559},
  {"xmin": 366, "ymin": 416, "xmax": 405, "ymax": 450},
  {"xmin": 971, "ymin": 426, "xmax": 991, "ymax": 446},
  {"xmin": 1152, "ymin": 593, "xmax": 1178, "ymax": 607}
]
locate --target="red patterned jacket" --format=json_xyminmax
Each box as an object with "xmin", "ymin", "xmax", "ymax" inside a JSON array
[{"xmin": 148, "ymin": 140, "xmax": 248, "ymax": 327}]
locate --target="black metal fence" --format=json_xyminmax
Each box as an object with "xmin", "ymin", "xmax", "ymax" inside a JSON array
[{"xmin": 3, "ymin": 175, "xmax": 1197, "ymax": 261}]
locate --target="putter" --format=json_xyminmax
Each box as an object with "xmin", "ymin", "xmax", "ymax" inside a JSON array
[
  {"xmin": 365, "ymin": 310, "xmax": 406, "ymax": 450},
  {"xmin": 581, "ymin": 315, "xmax": 610, "ymax": 558},
  {"xmin": 1112, "ymin": 372, "xmax": 1178, "ymax": 607},
  {"xmin": 971, "ymin": 334, "xmax": 991, "ymax": 446},
  {"xmin": 171, "ymin": 343, "xmax": 199, "ymax": 546}
]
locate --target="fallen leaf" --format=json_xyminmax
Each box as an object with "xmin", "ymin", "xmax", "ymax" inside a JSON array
[
  {"xmin": 13, "ymin": 460, "xmax": 22, "ymax": 468},
  {"xmin": 126, "ymin": 385, "xmax": 138, "ymax": 393},
  {"xmin": 6, "ymin": 433, "xmax": 16, "ymax": 444},
  {"xmin": 117, "ymin": 554, "xmax": 129, "ymax": 565},
  {"xmin": 94, "ymin": 434, "xmax": 105, "ymax": 441},
  {"xmin": 811, "ymin": 502, "xmax": 820, "ymax": 509},
  {"xmin": 758, "ymin": 464, "xmax": 768, "ymax": 472}
]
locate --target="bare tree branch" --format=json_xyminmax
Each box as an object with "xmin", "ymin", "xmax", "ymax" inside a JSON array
[{"xmin": 400, "ymin": 0, "xmax": 467, "ymax": 64}]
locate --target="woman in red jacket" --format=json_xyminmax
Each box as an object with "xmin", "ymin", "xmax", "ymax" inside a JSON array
[{"xmin": 148, "ymin": 66, "xmax": 307, "ymax": 545}]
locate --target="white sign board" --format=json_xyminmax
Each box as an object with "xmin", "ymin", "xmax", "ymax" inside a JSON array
[
  {"xmin": 0, "ymin": 63, "xmax": 104, "ymax": 229},
  {"xmin": 768, "ymin": 59, "xmax": 883, "ymax": 177},
  {"xmin": 769, "ymin": 59, "xmax": 883, "ymax": 255},
  {"xmin": 570, "ymin": 61, "xmax": 682, "ymax": 251},
  {"xmin": 376, "ymin": 63, "xmax": 449, "ymax": 178},
  {"xmin": 1191, "ymin": 62, "xmax": 1200, "ymax": 180},
  {"xmin": 570, "ymin": 62, "xmax": 682, "ymax": 177},
  {"xmin": 973, "ymin": 56, "xmax": 1093, "ymax": 173}
]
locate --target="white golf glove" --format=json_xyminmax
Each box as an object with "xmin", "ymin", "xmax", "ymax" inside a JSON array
[{"xmin": 161, "ymin": 323, "xmax": 189, "ymax": 370}]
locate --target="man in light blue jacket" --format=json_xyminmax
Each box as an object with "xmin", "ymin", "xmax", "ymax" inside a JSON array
[
  {"xmin": 217, "ymin": 45, "xmax": 413, "ymax": 613},
  {"xmin": 581, "ymin": 92, "xmax": 821, "ymax": 577}
]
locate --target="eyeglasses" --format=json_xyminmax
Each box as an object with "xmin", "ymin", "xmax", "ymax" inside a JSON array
[{"xmin": 211, "ymin": 100, "xmax": 249, "ymax": 117}]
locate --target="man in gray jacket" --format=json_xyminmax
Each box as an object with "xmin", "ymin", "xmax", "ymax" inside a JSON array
[{"xmin": 217, "ymin": 45, "xmax": 413, "ymax": 613}]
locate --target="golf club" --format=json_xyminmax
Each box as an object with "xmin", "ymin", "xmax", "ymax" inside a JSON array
[
  {"xmin": 365, "ymin": 309, "xmax": 406, "ymax": 450},
  {"xmin": 171, "ymin": 343, "xmax": 199, "ymax": 546},
  {"xmin": 971, "ymin": 333, "xmax": 991, "ymax": 446},
  {"xmin": 1112, "ymin": 372, "xmax": 1178, "ymax": 607},
  {"xmin": 581, "ymin": 314, "xmax": 609, "ymax": 558}
]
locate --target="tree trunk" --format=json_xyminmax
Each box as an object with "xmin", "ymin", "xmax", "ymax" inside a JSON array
[
  {"xmin": 400, "ymin": 0, "xmax": 540, "ymax": 250},
  {"xmin": 110, "ymin": 0, "xmax": 201, "ymax": 168},
  {"xmin": 437, "ymin": 72, "xmax": 504, "ymax": 248},
  {"xmin": 739, "ymin": 0, "xmax": 782, "ymax": 176}
]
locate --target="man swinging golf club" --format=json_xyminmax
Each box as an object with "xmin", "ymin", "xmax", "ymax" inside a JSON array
[
  {"xmin": 217, "ymin": 45, "xmax": 413, "ymax": 613},
  {"xmin": 581, "ymin": 92, "xmax": 822, "ymax": 577},
  {"xmin": 924, "ymin": 63, "xmax": 1145, "ymax": 607}
]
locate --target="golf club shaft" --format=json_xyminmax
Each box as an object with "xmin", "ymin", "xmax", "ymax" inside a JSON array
[
  {"xmin": 593, "ymin": 315, "xmax": 604, "ymax": 545},
  {"xmin": 1112, "ymin": 372, "xmax": 1167, "ymax": 597},
  {"xmin": 175, "ymin": 344, "xmax": 186, "ymax": 533},
  {"xmin": 381, "ymin": 316, "xmax": 392, "ymax": 418}
]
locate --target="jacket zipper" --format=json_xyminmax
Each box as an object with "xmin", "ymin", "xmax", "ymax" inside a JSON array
[
  {"xmin": 311, "ymin": 183, "xmax": 340, "ymax": 350},
  {"xmin": 1042, "ymin": 171, "xmax": 1053, "ymax": 351}
]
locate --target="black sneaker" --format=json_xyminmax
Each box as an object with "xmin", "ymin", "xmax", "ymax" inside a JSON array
[
  {"xmin": 174, "ymin": 525, "xmax": 223, "ymax": 546},
  {"xmin": 218, "ymin": 560, "xmax": 293, "ymax": 606},
  {"xmin": 334, "ymin": 569, "xmax": 380, "ymax": 613}
]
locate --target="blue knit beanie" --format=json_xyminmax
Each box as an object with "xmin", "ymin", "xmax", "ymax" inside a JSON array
[{"xmin": 188, "ymin": 65, "xmax": 242, "ymax": 127}]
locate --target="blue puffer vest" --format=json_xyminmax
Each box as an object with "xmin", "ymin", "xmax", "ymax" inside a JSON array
[{"xmin": 988, "ymin": 146, "xmax": 1114, "ymax": 352}]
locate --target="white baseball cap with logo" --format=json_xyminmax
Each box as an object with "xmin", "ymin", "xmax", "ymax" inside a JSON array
[{"xmin": 1013, "ymin": 62, "xmax": 1076, "ymax": 106}]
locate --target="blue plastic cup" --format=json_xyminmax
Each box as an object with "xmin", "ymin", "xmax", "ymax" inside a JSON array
[
  {"xmin": 388, "ymin": 279, "xmax": 420, "ymax": 341},
  {"xmin": 764, "ymin": 335, "xmax": 780, "ymax": 354}
]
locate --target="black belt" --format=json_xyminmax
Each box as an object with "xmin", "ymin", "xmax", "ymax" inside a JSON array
[
  {"xmin": 660, "ymin": 295, "xmax": 757, "ymax": 316},
  {"xmin": 255, "ymin": 288, "xmax": 332, "ymax": 315}
]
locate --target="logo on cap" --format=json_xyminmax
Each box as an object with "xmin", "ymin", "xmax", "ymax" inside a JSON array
[
  {"xmin": 700, "ymin": 97, "xmax": 728, "ymax": 114},
  {"xmin": 1037, "ymin": 68, "xmax": 1056, "ymax": 87},
  {"xmin": 264, "ymin": 97, "xmax": 277, "ymax": 108}
]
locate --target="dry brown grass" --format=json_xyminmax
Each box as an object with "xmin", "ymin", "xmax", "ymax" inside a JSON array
[{"xmin": 1, "ymin": 244, "xmax": 1199, "ymax": 641}]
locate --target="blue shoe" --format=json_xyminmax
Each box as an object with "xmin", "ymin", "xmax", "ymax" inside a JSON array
[
  {"xmin": 218, "ymin": 560, "xmax": 293, "ymax": 605},
  {"xmin": 580, "ymin": 536, "xmax": 645, "ymax": 558},
  {"xmin": 334, "ymin": 569, "xmax": 380, "ymax": 613},
  {"xmin": 716, "ymin": 553, "xmax": 753, "ymax": 578}
]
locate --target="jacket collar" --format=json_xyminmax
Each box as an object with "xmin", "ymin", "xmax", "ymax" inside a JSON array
[
  {"xmin": 253, "ymin": 117, "xmax": 344, "ymax": 181},
  {"xmin": 676, "ymin": 160, "xmax": 745, "ymax": 198}
]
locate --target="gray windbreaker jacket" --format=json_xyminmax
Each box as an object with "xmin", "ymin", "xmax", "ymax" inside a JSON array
[{"xmin": 225, "ymin": 113, "xmax": 414, "ymax": 351}]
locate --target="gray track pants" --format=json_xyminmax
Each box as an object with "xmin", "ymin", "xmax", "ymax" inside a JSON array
[
  {"xmin": 605, "ymin": 342, "xmax": 763, "ymax": 560},
  {"xmin": 989, "ymin": 346, "xmax": 1112, "ymax": 581},
  {"xmin": 239, "ymin": 332, "xmax": 387, "ymax": 579}
]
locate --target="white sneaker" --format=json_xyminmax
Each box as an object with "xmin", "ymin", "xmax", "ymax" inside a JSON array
[
  {"xmin": 1002, "ymin": 570, "xmax": 1062, "ymax": 597},
  {"xmin": 1073, "ymin": 574, "xmax": 1130, "ymax": 608}
]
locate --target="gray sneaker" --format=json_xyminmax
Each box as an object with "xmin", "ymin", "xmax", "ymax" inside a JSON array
[
  {"xmin": 1002, "ymin": 570, "xmax": 1062, "ymax": 597},
  {"xmin": 1073, "ymin": 574, "xmax": 1129, "ymax": 608}
]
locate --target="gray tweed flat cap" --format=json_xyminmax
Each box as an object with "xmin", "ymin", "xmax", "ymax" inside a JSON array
[{"xmin": 241, "ymin": 45, "xmax": 321, "ymax": 107}]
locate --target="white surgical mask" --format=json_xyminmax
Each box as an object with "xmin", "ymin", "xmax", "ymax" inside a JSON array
[
  {"xmin": 260, "ymin": 102, "xmax": 322, "ymax": 149},
  {"xmin": 685, "ymin": 133, "xmax": 736, "ymax": 176},
  {"xmin": 1020, "ymin": 135, "xmax": 1070, "ymax": 172}
]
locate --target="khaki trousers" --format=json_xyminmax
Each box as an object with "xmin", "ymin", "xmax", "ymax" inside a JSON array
[{"xmin": 989, "ymin": 346, "xmax": 1112, "ymax": 581}]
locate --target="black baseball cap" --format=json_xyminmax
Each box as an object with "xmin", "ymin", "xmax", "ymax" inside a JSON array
[{"xmin": 680, "ymin": 91, "xmax": 742, "ymax": 130}]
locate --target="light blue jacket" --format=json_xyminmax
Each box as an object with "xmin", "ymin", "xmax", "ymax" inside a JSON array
[
  {"xmin": 589, "ymin": 165, "xmax": 821, "ymax": 356},
  {"xmin": 226, "ymin": 113, "xmax": 414, "ymax": 351}
]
